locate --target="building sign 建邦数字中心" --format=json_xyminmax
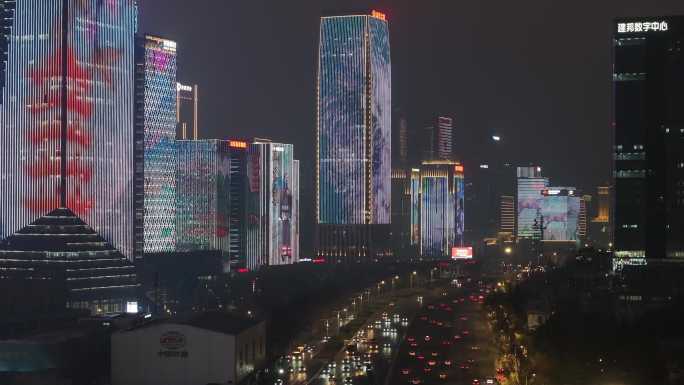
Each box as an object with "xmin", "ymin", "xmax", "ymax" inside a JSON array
[{"xmin": 617, "ymin": 21, "xmax": 668, "ymax": 33}]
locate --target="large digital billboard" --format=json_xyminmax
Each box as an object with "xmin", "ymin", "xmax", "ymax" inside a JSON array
[
  {"xmin": 541, "ymin": 189, "xmax": 580, "ymax": 241},
  {"xmin": 246, "ymin": 142, "xmax": 299, "ymax": 269},
  {"xmin": 270, "ymin": 145, "xmax": 295, "ymax": 265},
  {"xmin": 452, "ymin": 247, "xmax": 473, "ymax": 259},
  {"xmin": 176, "ymin": 141, "xmax": 231, "ymax": 254},
  {"xmin": 370, "ymin": 16, "xmax": 392, "ymax": 224},
  {"xmin": 317, "ymin": 14, "xmax": 391, "ymax": 225},
  {"xmin": 0, "ymin": 0, "xmax": 137, "ymax": 257},
  {"xmin": 421, "ymin": 176, "xmax": 452, "ymax": 257},
  {"xmin": 517, "ymin": 177, "xmax": 549, "ymax": 239}
]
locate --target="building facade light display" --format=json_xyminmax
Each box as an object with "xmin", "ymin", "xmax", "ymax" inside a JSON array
[
  {"xmin": 516, "ymin": 167, "xmax": 549, "ymax": 240},
  {"xmin": 418, "ymin": 161, "xmax": 465, "ymax": 258},
  {"xmin": 316, "ymin": 12, "xmax": 391, "ymax": 225},
  {"xmin": 246, "ymin": 141, "xmax": 299, "ymax": 270},
  {"xmin": 540, "ymin": 188, "xmax": 580, "ymax": 242},
  {"xmin": 176, "ymin": 140, "xmax": 237, "ymax": 269},
  {"xmin": 135, "ymin": 35, "xmax": 178, "ymax": 255},
  {"xmin": 0, "ymin": 0, "xmax": 137, "ymax": 259}
]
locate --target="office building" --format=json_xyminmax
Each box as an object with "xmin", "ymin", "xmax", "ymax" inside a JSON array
[
  {"xmin": 176, "ymin": 140, "xmax": 247, "ymax": 271},
  {"xmin": 499, "ymin": 195, "xmax": 515, "ymax": 235},
  {"xmin": 316, "ymin": 10, "xmax": 391, "ymax": 259},
  {"xmin": 540, "ymin": 187, "xmax": 580, "ymax": 242},
  {"xmin": 590, "ymin": 186, "xmax": 612, "ymax": 248},
  {"xmin": 0, "ymin": 0, "xmax": 137, "ymax": 260},
  {"xmin": 579, "ymin": 195, "xmax": 590, "ymax": 240},
  {"xmin": 516, "ymin": 167, "xmax": 549, "ymax": 240},
  {"xmin": 391, "ymin": 168, "xmax": 419, "ymax": 257},
  {"xmin": 112, "ymin": 312, "xmax": 266, "ymax": 385},
  {"xmin": 419, "ymin": 161, "xmax": 465, "ymax": 258},
  {"xmin": 246, "ymin": 140, "xmax": 299, "ymax": 269},
  {"xmin": 613, "ymin": 17, "xmax": 684, "ymax": 264},
  {"xmin": 424, "ymin": 116, "xmax": 453, "ymax": 161},
  {"xmin": 134, "ymin": 35, "xmax": 178, "ymax": 256},
  {"xmin": 177, "ymin": 82, "xmax": 198, "ymax": 140}
]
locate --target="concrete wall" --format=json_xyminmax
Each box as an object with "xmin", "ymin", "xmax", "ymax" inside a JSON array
[{"xmin": 112, "ymin": 323, "xmax": 236, "ymax": 385}]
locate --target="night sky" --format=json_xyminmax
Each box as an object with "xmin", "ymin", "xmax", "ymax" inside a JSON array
[{"xmin": 139, "ymin": 0, "xmax": 684, "ymax": 254}]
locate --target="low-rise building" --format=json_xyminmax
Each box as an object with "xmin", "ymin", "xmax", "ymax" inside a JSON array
[{"xmin": 112, "ymin": 312, "xmax": 265, "ymax": 385}]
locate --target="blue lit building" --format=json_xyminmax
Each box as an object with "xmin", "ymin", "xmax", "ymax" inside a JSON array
[
  {"xmin": 419, "ymin": 161, "xmax": 465, "ymax": 258},
  {"xmin": 316, "ymin": 10, "xmax": 392, "ymax": 259},
  {"xmin": 134, "ymin": 35, "xmax": 178, "ymax": 257}
]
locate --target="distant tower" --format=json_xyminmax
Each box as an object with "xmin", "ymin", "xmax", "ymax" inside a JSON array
[
  {"xmin": 177, "ymin": 82, "xmax": 199, "ymax": 140},
  {"xmin": 516, "ymin": 167, "xmax": 549, "ymax": 240},
  {"xmin": 316, "ymin": 10, "xmax": 392, "ymax": 260},
  {"xmin": 423, "ymin": 116, "xmax": 453, "ymax": 161}
]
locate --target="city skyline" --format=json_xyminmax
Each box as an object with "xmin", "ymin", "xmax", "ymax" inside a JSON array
[{"xmin": 139, "ymin": 0, "xmax": 684, "ymax": 254}]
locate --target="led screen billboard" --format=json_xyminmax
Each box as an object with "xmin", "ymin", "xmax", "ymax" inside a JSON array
[{"xmin": 452, "ymin": 247, "xmax": 473, "ymax": 259}]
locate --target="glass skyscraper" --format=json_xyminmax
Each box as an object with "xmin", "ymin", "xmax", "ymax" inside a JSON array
[
  {"xmin": 316, "ymin": 10, "xmax": 391, "ymax": 259},
  {"xmin": 612, "ymin": 17, "xmax": 684, "ymax": 265},
  {"xmin": 134, "ymin": 35, "xmax": 177, "ymax": 256},
  {"xmin": 0, "ymin": 0, "xmax": 137, "ymax": 258}
]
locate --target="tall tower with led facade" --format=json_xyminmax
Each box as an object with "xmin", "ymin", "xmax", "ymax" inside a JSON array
[
  {"xmin": 0, "ymin": 0, "xmax": 137, "ymax": 258},
  {"xmin": 0, "ymin": 0, "xmax": 139, "ymax": 314},
  {"xmin": 134, "ymin": 35, "xmax": 178, "ymax": 256},
  {"xmin": 246, "ymin": 139, "xmax": 299, "ymax": 270},
  {"xmin": 316, "ymin": 10, "xmax": 392, "ymax": 260}
]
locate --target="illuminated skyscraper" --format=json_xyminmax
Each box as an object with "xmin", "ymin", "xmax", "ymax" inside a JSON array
[
  {"xmin": 316, "ymin": 10, "xmax": 391, "ymax": 259},
  {"xmin": 176, "ymin": 140, "xmax": 244, "ymax": 270},
  {"xmin": 0, "ymin": 0, "xmax": 14, "ymax": 104},
  {"xmin": 516, "ymin": 167, "xmax": 549, "ymax": 240},
  {"xmin": 177, "ymin": 82, "xmax": 198, "ymax": 140},
  {"xmin": 134, "ymin": 35, "xmax": 178, "ymax": 256},
  {"xmin": 612, "ymin": 17, "xmax": 684, "ymax": 265},
  {"xmin": 0, "ymin": 0, "xmax": 138, "ymax": 314},
  {"xmin": 0, "ymin": 0, "xmax": 137, "ymax": 258},
  {"xmin": 246, "ymin": 140, "xmax": 299, "ymax": 270},
  {"xmin": 419, "ymin": 161, "xmax": 464, "ymax": 257}
]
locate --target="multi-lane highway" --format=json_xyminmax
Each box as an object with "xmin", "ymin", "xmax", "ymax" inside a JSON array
[
  {"xmin": 270, "ymin": 267, "xmax": 500, "ymax": 385},
  {"xmin": 388, "ymin": 278, "xmax": 498, "ymax": 385}
]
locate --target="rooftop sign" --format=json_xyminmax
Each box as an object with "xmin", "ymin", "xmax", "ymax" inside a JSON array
[{"xmin": 617, "ymin": 21, "xmax": 668, "ymax": 33}]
